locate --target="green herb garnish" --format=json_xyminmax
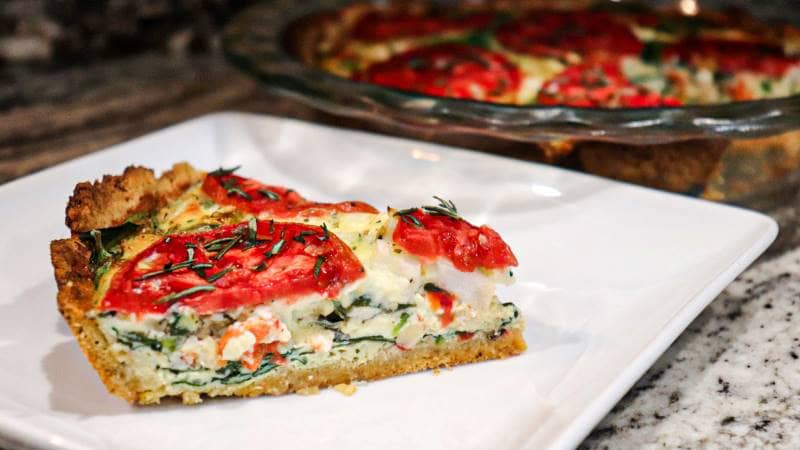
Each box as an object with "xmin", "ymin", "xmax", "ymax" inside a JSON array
[
  {"xmin": 313, "ymin": 255, "xmax": 325, "ymax": 279},
  {"xmin": 320, "ymin": 223, "xmax": 329, "ymax": 241},
  {"xmin": 392, "ymin": 312, "xmax": 410, "ymax": 337},
  {"xmin": 206, "ymin": 266, "xmax": 233, "ymax": 283},
  {"xmin": 423, "ymin": 282, "xmax": 444, "ymax": 292},
  {"xmin": 394, "ymin": 208, "xmax": 423, "ymax": 228},
  {"xmin": 421, "ymin": 196, "xmax": 460, "ymax": 220},
  {"xmin": 155, "ymin": 285, "xmax": 215, "ymax": 305},
  {"xmin": 264, "ymin": 239, "xmax": 285, "ymax": 258},
  {"xmin": 293, "ymin": 230, "xmax": 316, "ymax": 244},
  {"xmin": 258, "ymin": 189, "xmax": 280, "ymax": 201},
  {"xmin": 208, "ymin": 166, "xmax": 241, "ymax": 176}
]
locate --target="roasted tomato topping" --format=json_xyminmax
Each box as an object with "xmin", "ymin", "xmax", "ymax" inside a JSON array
[
  {"xmin": 537, "ymin": 63, "xmax": 682, "ymax": 108},
  {"xmin": 392, "ymin": 208, "xmax": 517, "ymax": 271},
  {"xmin": 351, "ymin": 11, "xmax": 493, "ymax": 41},
  {"xmin": 496, "ymin": 11, "xmax": 643, "ymax": 61},
  {"xmin": 101, "ymin": 220, "xmax": 365, "ymax": 314},
  {"xmin": 664, "ymin": 38, "xmax": 800, "ymax": 77},
  {"xmin": 203, "ymin": 172, "xmax": 377, "ymax": 217},
  {"xmin": 355, "ymin": 43, "xmax": 521, "ymax": 102}
]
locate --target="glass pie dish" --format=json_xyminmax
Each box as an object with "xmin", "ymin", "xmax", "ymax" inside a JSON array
[{"xmin": 222, "ymin": 0, "xmax": 800, "ymax": 204}]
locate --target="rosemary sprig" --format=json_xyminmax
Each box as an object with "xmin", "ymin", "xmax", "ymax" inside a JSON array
[
  {"xmin": 135, "ymin": 243, "xmax": 201, "ymax": 280},
  {"xmin": 155, "ymin": 285, "xmax": 215, "ymax": 305},
  {"xmin": 213, "ymin": 234, "xmax": 242, "ymax": 260},
  {"xmin": 206, "ymin": 266, "xmax": 233, "ymax": 283},
  {"xmin": 208, "ymin": 166, "xmax": 241, "ymax": 177},
  {"xmin": 421, "ymin": 196, "xmax": 460, "ymax": 220}
]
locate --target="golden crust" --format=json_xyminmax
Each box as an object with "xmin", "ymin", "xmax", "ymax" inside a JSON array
[
  {"xmin": 52, "ymin": 163, "xmax": 527, "ymax": 406},
  {"xmin": 50, "ymin": 237, "xmax": 138, "ymax": 402},
  {"xmin": 65, "ymin": 163, "xmax": 204, "ymax": 233}
]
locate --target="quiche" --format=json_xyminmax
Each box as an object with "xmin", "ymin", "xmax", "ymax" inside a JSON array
[
  {"xmin": 305, "ymin": 3, "xmax": 800, "ymax": 107},
  {"xmin": 50, "ymin": 163, "xmax": 526, "ymax": 404}
]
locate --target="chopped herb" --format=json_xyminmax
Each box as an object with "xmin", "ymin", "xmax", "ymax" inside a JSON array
[
  {"xmin": 350, "ymin": 295, "xmax": 372, "ymax": 308},
  {"xmin": 320, "ymin": 223, "xmax": 329, "ymax": 241},
  {"xmin": 313, "ymin": 255, "xmax": 325, "ymax": 279},
  {"xmin": 422, "ymin": 196, "xmax": 460, "ymax": 220},
  {"xmin": 408, "ymin": 57, "xmax": 426, "ymax": 70},
  {"xmin": 208, "ymin": 166, "xmax": 241, "ymax": 176},
  {"xmin": 392, "ymin": 312, "xmax": 410, "ymax": 337},
  {"xmin": 331, "ymin": 300, "xmax": 348, "ymax": 320},
  {"xmin": 269, "ymin": 220, "xmax": 275, "ymax": 234},
  {"xmin": 155, "ymin": 285, "xmax": 215, "ymax": 305},
  {"xmin": 206, "ymin": 266, "xmax": 233, "ymax": 283},
  {"xmin": 424, "ymin": 282, "xmax": 444, "ymax": 292},
  {"xmin": 185, "ymin": 242, "xmax": 196, "ymax": 262},
  {"xmin": 252, "ymin": 261, "xmax": 268, "ymax": 272},
  {"xmin": 264, "ymin": 239, "xmax": 285, "ymax": 258},
  {"xmin": 161, "ymin": 337, "xmax": 177, "ymax": 353},
  {"xmin": 204, "ymin": 236, "xmax": 238, "ymax": 250},
  {"xmin": 89, "ymin": 229, "xmax": 113, "ymax": 261},
  {"xmin": 258, "ymin": 189, "xmax": 280, "ymax": 201},
  {"xmin": 226, "ymin": 186, "xmax": 252, "ymax": 201},
  {"xmin": 247, "ymin": 217, "xmax": 258, "ymax": 241},
  {"xmin": 435, "ymin": 335, "xmax": 445, "ymax": 345},
  {"xmin": 293, "ymin": 230, "xmax": 316, "ymax": 244}
]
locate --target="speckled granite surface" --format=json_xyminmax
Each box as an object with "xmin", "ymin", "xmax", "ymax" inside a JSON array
[{"xmin": 580, "ymin": 217, "xmax": 800, "ymax": 448}]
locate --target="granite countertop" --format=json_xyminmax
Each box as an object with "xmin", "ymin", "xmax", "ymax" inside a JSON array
[{"xmin": 4, "ymin": 53, "xmax": 800, "ymax": 448}]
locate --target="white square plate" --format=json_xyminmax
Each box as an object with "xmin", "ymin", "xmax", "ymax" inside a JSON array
[{"xmin": 0, "ymin": 113, "xmax": 776, "ymax": 450}]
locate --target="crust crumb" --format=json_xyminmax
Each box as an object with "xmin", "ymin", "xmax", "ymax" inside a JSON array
[{"xmin": 333, "ymin": 383, "xmax": 357, "ymax": 396}]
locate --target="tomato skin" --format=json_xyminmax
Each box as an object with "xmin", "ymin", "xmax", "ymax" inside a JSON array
[
  {"xmin": 392, "ymin": 209, "xmax": 517, "ymax": 272},
  {"xmin": 496, "ymin": 11, "xmax": 643, "ymax": 61},
  {"xmin": 537, "ymin": 63, "xmax": 682, "ymax": 108},
  {"xmin": 202, "ymin": 174, "xmax": 377, "ymax": 218},
  {"xmin": 100, "ymin": 221, "xmax": 365, "ymax": 315},
  {"xmin": 427, "ymin": 289, "xmax": 455, "ymax": 327},
  {"xmin": 351, "ymin": 11, "xmax": 493, "ymax": 41},
  {"xmin": 355, "ymin": 43, "xmax": 521, "ymax": 102},
  {"xmin": 664, "ymin": 38, "xmax": 799, "ymax": 77}
]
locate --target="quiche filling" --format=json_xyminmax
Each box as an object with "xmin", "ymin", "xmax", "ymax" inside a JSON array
[{"xmin": 84, "ymin": 168, "xmax": 522, "ymax": 395}]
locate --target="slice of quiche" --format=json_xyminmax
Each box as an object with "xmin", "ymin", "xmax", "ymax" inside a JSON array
[{"xmin": 50, "ymin": 163, "xmax": 525, "ymax": 405}]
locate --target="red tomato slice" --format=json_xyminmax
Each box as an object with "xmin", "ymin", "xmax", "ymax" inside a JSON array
[
  {"xmin": 355, "ymin": 43, "xmax": 521, "ymax": 102},
  {"xmin": 351, "ymin": 11, "xmax": 494, "ymax": 41},
  {"xmin": 101, "ymin": 221, "xmax": 365, "ymax": 314},
  {"xmin": 392, "ymin": 209, "xmax": 517, "ymax": 272},
  {"xmin": 537, "ymin": 63, "xmax": 682, "ymax": 108},
  {"xmin": 202, "ymin": 173, "xmax": 377, "ymax": 217},
  {"xmin": 496, "ymin": 10, "xmax": 643, "ymax": 61},
  {"xmin": 664, "ymin": 38, "xmax": 799, "ymax": 77}
]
